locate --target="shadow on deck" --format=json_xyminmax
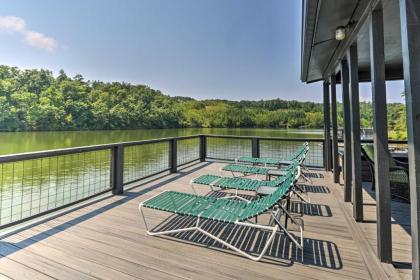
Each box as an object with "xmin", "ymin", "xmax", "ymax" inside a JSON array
[
  {"xmin": 0, "ymin": 162, "xmax": 382, "ymax": 279},
  {"xmin": 0, "ymin": 162, "xmax": 213, "ymax": 260},
  {"xmin": 152, "ymin": 214, "xmax": 343, "ymax": 269}
]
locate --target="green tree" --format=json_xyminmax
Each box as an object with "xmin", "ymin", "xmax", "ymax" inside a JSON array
[{"xmin": 0, "ymin": 65, "xmax": 408, "ymax": 139}]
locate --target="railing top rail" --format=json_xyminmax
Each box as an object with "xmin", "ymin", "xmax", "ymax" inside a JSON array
[
  {"xmin": 203, "ymin": 134, "xmax": 324, "ymax": 142},
  {"xmin": 122, "ymin": 134, "xmax": 200, "ymax": 147},
  {"xmin": 0, "ymin": 144, "xmax": 113, "ymax": 163},
  {"xmin": 0, "ymin": 134, "xmax": 202, "ymax": 163}
]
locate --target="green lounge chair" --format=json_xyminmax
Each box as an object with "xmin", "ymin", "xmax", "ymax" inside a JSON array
[
  {"xmin": 222, "ymin": 164, "xmax": 271, "ymax": 176},
  {"xmin": 223, "ymin": 161, "xmax": 299, "ymax": 176},
  {"xmin": 236, "ymin": 142, "xmax": 309, "ymax": 167},
  {"xmin": 139, "ymin": 170, "xmax": 303, "ymax": 261},
  {"xmin": 223, "ymin": 150, "xmax": 311, "ymax": 183},
  {"xmin": 191, "ymin": 172, "xmax": 287, "ymax": 193},
  {"xmin": 190, "ymin": 162, "xmax": 309, "ymax": 202}
]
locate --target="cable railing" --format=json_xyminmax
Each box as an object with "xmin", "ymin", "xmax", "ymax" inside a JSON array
[
  {"xmin": 0, "ymin": 135, "xmax": 201, "ymax": 229},
  {"xmin": 123, "ymin": 141, "xmax": 171, "ymax": 184},
  {"xmin": 177, "ymin": 137, "xmax": 201, "ymax": 167},
  {"xmin": 0, "ymin": 146, "xmax": 113, "ymax": 228},
  {"xmin": 205, "ymin": 135, "xmax": 325, "ymax": 167},
  {"xmin": 2, "ymin": 133, "xmax": 401, "ymax": 229}
]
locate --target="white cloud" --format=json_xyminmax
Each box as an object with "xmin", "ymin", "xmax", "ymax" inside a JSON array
[
  {"xmin": 0, "ymin": 15, "xmax": 58, "ymax": 52},
  {"xmin": 0, "ymin": 16, "xmax": 26, "ymax": 32},
  {"xmin": 24, "ymin": 31, "xmax": 57, "ymax": 52}
]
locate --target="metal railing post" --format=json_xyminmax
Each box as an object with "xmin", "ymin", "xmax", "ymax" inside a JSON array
[
  {"xmin": 199, "ymin": 135, "xmax": 207, "ymax": 162},
  {"xmin": 169, "ymin": 138, "xmax": 177, "ymax": 173},
  {"xmin": 111, "ymin": 145, "xmax": 124, "ymax": 195},
  {"xmin": 252, "ymin": 138, "xmax": 260, "ymax": 158}
]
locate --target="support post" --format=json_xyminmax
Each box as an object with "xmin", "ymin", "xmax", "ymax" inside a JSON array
[
  {"xmin": 348, "ymin": 44, "xmax": 363, "ymax": 222},
  {"xmin": 323, "ymin": 81, "xmax": 331, "ymax": 171},
  {"xmin": 331, "ymin": 75, "xmax": 340, "ymax": 183},
  {"xmin": 169, "ymin": 138, "xmax": 177, "ymax": 173},
  {"xmin": 252, "ymin": 138, "xmax": 260, "ymax": 158},
  {"xmin": 370, "ymin": 3, "xmax": 392, "ymax": 263},
  {"xmin": 399, "ymin": 0, "xmax": 420, "ymax": 277},
  {"xmin": 341, "ymin": 60, "xmax": 352, "ymax": 203},
  {"xmin": 199, "ymin": 135, "xmax": 207, "ymax": 162},
  {"xmin": 111, "ymin": 144, "xmax": 124, "ymax": 195}
]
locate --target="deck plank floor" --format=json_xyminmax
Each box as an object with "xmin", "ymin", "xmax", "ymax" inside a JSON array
[
  {"xmin": 0, "ymin": 162, "xmax": 411, "ymax": 279},
  {"xmin": 357, "ymin": 183, "xmax": 412, "ymax": 280}
]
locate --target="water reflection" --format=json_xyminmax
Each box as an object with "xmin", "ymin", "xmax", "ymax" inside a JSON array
[
  {"xmin": 0, "ymin": 129, "xmax": 323, "ymax": 227},
  {"xmin": 0, "ymin": 128, "xmax": 322, "ymax": 155}
]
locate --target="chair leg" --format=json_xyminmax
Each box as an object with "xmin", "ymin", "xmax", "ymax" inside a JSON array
[
  {"xmin": 291, "ymin": 187, "xmax": 310, "ymax": 203},
  {"xmin": 276, "ymin": 204, "xmax": 304, "ymax": 251},
  {"xmin": 189, "ymin": 180, "xmax": 197, "ymax": 194},
  {"xmin": 285, "ymin": 197, "xmax": 290, "ymax": 229},
  {"xmin": 300, "ymin": 172, "xmax": 313, "ymax": 184},
  {"xmin": 139, "ymin": 204, "xmax": 198, "ymax": 235},
  {"xmin": 300, "ymin": 164, "xmax": 313, "ymax": 182},
  {"xmin": 302, "ymin": 165, "xmax": 310, "ymax": 173}
]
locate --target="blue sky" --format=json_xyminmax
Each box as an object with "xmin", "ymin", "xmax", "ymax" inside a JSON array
[{"xmin": 0, "ymin": 0, "xmax": 404, "ymax": 103}]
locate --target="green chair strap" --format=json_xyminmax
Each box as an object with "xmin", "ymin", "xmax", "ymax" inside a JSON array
[
  {"xmin": 223, "ymin": 158, "xmax": 300, "ymax": 176},
  {"xmin": 193, "ymin": 174, "xmax": 222, "ymax": 185},
  {"xmin": 236, "ymin": 143, "xmax": 308, "ymax": 166},
  {"xmin": 222, "ymin": 164, "xmax": 269, "ymax": 175},
  {"xmin": 143, "ymin": 168, "xmax": 297, "ymax": 223},
  {"xmin": 193, "ymin": 171, "xmax": 288, "ymax": 191}
]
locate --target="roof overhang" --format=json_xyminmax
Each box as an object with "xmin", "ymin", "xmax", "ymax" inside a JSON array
[{"xmin": 301, "ymin": 0, "xmax": 403, "ymax": 83}]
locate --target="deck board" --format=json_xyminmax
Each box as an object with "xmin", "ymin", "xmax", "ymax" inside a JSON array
[{"xmin": 0, "ymin": 162, "xmax": 410, "ymax": 279}]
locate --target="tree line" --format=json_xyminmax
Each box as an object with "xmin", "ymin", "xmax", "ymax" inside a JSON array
[{"xmin": 0, "ymin": 65, "xmax": 407, "ymax": 139}]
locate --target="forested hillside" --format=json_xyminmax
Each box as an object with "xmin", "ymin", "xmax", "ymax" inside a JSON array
[{"xmin": 0, "ymin": 65, "xmax": 407, "ymax": 139}]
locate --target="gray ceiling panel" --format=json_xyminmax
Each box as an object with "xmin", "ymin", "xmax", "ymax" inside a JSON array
[{"xmin": 301, "ymin": 0, "xmax": 403, "ymax": 83}]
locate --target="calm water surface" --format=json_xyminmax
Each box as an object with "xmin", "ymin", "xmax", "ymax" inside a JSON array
[{"xmin": 0, "ymin": 128, "xmax": 322, "ymax": 155}]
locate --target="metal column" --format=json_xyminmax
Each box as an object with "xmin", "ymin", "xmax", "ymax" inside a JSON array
[
  {"xmin": 341, "ymin": 60, "xmax": 352, "ymax": 203},
  {"xmin": 331, "ymin": 75, "xmax": 339, "ymax": 183},
  {"xmin": 370, "ymin": 3, "xmax": 392, "ymax": 263},
  {"xmin": 348, "ymin": 44, "xmax": 363, "ymax": 222}
]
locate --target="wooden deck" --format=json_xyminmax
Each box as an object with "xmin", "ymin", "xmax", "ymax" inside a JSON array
[
  {"xmin": 0, "ymin": 161, "xmax": 411, "ymax": 280},
  {"xmin": 358, "ymin": 183, "xmax": 412, "ymax": 280}
]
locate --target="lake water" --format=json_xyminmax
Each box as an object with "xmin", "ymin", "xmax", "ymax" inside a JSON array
[
  {"xmin": 0, "ymin": 128, "xmax": 323, "ymax": 227},
  {"xmin": 0, "ymin": 128, "xmax": 322, "ymax": 155}
]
